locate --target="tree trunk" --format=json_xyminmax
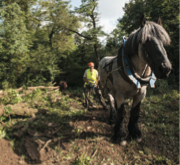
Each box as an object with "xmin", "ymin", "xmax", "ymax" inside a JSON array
[{"xmin": 94, "ymin": 44, "xmax": 100, "ymax": 66}]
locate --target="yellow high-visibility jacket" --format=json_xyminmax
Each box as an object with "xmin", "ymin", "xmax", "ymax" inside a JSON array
[{"xmin": 84, "ymin": 69, "xmax": 97, "ymax": 86}]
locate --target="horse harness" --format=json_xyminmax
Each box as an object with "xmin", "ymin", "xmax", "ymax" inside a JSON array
[
  {"xmin": 103, "ymin": 57, "xmax": 118, "ymax": 85},
  {"xmin": 103, "ymin": 37, "xmax": 156, "ymax": 88}
]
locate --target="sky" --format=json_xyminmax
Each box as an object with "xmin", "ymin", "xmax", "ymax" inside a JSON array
[{"xmin": 70, "ymin": 0, "xmax": 129, "ymax": 35}]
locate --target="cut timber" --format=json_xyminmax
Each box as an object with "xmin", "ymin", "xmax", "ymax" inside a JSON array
[
  {"xmin": 0, "ymin": 86, "xmax": 59, "ymax": 97},
  {"xmin": 28, "ymin": 130, "xmax": 53, "ymax": 138},
  {"xmin": 17, "ymin": 86, "xmax": 59, "ymax": 92},
  {"xmin": 0, "ymin": 103, "xmax": 38, "ymax": 117},
  {"xmin": 27, "ymin": 86, "xmax": 59, "ymax": 90}
]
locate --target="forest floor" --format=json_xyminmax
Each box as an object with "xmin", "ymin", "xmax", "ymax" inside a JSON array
[{"xmin": 0, "ymin": 84, "xmax": 179, "ymax": 165}]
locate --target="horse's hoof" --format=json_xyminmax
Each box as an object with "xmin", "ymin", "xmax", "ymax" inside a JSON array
[
  {"xmin": 136, "ymin": 138, "xmax": 142, "ymax": 143},
  {"xmin": 120, "ymin": 140, "xmax": 127, "ymax": 146}
]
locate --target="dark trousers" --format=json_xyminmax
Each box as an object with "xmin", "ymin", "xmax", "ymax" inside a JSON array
[{"xmin": 84, "ymin": 85, "xmax": 108, "ymax": 110}]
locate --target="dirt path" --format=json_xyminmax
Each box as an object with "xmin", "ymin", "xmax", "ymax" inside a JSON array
[
  {"xmin": 0, "ymin": 89, "xmax": 178, "ymax": 165},
  {"xmin": 0, "ymin": 139, "xmax": 27, "ymax": 165}
]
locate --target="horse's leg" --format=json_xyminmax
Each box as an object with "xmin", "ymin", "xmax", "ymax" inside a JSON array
[
  {"xmin": 94, "ymin": 86, "xmax": 108, "ymax": 110},
  {"xmin": 128, "ymin": 87, "xmax": 147, "ymax": 143},
  {"xmin": 112, "ymin": 91, "xmax": 127, "ymax": 146},
  {"xmin": 108, "ymin": 93, "xmax": 116, "ymax": 125}
]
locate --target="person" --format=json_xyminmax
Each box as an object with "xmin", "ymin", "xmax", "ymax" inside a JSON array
[
  {"xmin": 83, "ymin": 62, "xmax": 108, "ymax": 110},
  {"xmin": 83, "ymin": 62, "xmax": 99, "ymax": 88}
]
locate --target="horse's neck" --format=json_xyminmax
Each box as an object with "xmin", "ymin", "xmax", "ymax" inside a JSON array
[{"xmin": 131, "ymin": 54, "xmax": 151, "ymax": 77}]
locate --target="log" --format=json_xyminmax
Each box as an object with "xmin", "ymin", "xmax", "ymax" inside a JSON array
[
  {"xmin": 0, "ymin": 104, "xmax": 38, "ymax": 117},
  {"xmin": 28, "ymin": 130, "xmax": 53, "ymax": 138},
  {"xmin": 27, "ymin": 86, "xmax": 59, "ymax": 90},
  {"xmin": 91, "ymin": 149, "xmax": 98, "ymax": 158},
  {"xmin": 39, "ymin": 139, "xmax": 52, "ymax": 152},
  {"xmin": 0, "ymin": 86, "xmax": 59, "ymax": 97}
]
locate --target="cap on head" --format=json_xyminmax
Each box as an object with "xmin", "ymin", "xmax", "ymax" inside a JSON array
[{"xmin": 88, "ymin": 62, "xmax": 94, "ymax": 67}]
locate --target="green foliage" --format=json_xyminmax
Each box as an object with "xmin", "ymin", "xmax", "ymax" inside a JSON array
[
  {"xmin": 163, "ymin": 89, "xmax": 179, "ymax": 100},
  {"xmin": 147, "ymin": 79, "xmax": 178, "ymax": 97},
  {"xmin": 103, "ymin": 22, "xmax": 127, "ymax": 57},
  {"xmin": 31, "ymin": 88, "xmax": 42, "ymax": 99},
  {"xmin": 72, "ymin": 154, "xmax": 90, "ymax": 165},
  {"xmin": 4, "ymin": 106, "xmax": 12, "ymax": 115},
  {"xmin": 0, "ymin": 2, "xmax": 30, "ymax": 87},
  {"xmin": 0, "ymin": 0, "xmax": 80, "ymax": 87},
  {"xmin": 1, "ymin": 89, "xmax": 22, "ymax": 105},
  {"xmin": 7, "ymin": 89, "xmax": 22, "ymax": 104},
  {"xmin": 0, "ymin": 0, "xmax": 178, "ymax": 89},
  {"xmin": 0, "ymin": 126, "xmax": 6, "ymax": 139},
  {"xmin": 155, "ymin": 80, "xmax": 169, "ymax": 93},
  {"xmin": 74, "ymin": 0, "xmax": 106, "ymax": 64},
  {"xmin": 0, "ymin": 106, "xmax": 12, "ymax": 122},
  {"xmin": 2, "ymin": 81, "xmax": 9, "ymax": 90},
  {"xmin": 59, "ymin": 95, "xmax": 70, "ymax": 110}
]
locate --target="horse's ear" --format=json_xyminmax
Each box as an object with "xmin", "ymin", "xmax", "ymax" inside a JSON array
[
  {"xmin": 140, "ymin": 15, "xmax": 146, "ymax": 28},
  {"xmin": 157, "ymin": 17, "xmax": 162, "ymax": 26}
]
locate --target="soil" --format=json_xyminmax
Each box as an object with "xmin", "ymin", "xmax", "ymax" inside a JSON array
[
  {"xmin": 0, "ymin": 139, "xmax": 27, "ymax": 165},
  {"xmin": 0, "ymin": 94, "xmax": 178, "ymax": 165}
]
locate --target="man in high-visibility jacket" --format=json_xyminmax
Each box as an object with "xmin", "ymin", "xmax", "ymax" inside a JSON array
[
  {"xmin": 83, "ymin": 62, "xmax": 108, "ymax": 110},
  {"xmin": 83, "ymin": 62, "xmax": 99, "ymax": 87}
]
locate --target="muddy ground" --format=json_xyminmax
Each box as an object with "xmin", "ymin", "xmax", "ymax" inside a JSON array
[{"xmin": 0, "ymin": 88, "xmax": 179, "ymax": 165}]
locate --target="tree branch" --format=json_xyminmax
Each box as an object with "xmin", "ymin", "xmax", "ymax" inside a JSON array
[{"xmin": 66, "ymin": 28, "xmax": 92, "ymax": 40}]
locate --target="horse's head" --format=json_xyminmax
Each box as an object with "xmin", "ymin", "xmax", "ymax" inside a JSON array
[{"xmin": 138, "ymin": 15, "xmax": 172, "ymax": 79}]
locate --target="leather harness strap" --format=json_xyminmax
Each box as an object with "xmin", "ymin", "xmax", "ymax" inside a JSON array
[
  {"xmin": 104, "ymin": 60, "xmax": 114, "ymax": 84},
  {"xmin": 103, "ymin": 37, "xmax": 156, "ymax": 88},
  {"xmin": 117, "ymin": 45, "xmax": 134, "ymax": 85},
  {"xmin": 125, "ymin": 53, "xmax": 153, "ymax": 85}
]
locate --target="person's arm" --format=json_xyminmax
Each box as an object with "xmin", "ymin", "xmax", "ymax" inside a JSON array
[{"xmin": 83, "ymin": 77, "xmax": 89, "ymax": 84}]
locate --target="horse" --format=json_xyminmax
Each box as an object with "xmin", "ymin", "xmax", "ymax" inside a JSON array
[{"xmin": 98, "ymin": 15, "xmax": 172, "ymax": 146}]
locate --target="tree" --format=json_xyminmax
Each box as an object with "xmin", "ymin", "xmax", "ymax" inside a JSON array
[
  {"xmin": 28, "ymin": 0, "xmax": 79, "ymax": 83},
  {"xmin": 0, "ymin": 2, "xmax": 30, "ymax": 87},
  {"xmin": 0, "ymin": 0, "xmax": 80, "ymax": 87},
  {"xmin": 71, "ymin": 0, "xmax": 106, "ymax": 66},
  {"xmin": 104, "ymin": 22, "xmax": 127, "ymax": 57}
]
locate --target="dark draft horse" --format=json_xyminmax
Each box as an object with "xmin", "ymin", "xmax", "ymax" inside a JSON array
[{"xmin": 98, "ymin": 15, "xmax": 172, "ymax": 146}]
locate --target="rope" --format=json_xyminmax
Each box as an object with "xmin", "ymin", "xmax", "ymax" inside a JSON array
[
  {"xmin": 104, "ymin": 66, "xmax": 122, "ymax": 89},
  {"xmin": 107, "ymin": 67, "xmax": 121, "ymax": 76}
]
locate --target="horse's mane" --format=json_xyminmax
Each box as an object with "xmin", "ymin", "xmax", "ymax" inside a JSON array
[{"xmin": 124, "ymin": 21, "xmax": 171, "ymax": 56}]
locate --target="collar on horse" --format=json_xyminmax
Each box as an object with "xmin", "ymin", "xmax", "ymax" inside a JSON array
[
  {"xmin": 103, "ymin": 37, "xmax": 156, "ymax": 88},
  {"xmin": 118, "ymin": 37, "xmax": 156, "ymax": 88}
]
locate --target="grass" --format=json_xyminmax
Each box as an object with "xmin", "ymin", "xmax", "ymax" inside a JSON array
[{"xmin": 0, "ymin": 83, "xmax": 179, "ymax": 164}]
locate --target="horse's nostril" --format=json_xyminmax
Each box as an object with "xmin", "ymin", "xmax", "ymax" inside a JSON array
[{"xmin": 159, "ymin": 63, "xmax": 171, "ymax": 77}]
